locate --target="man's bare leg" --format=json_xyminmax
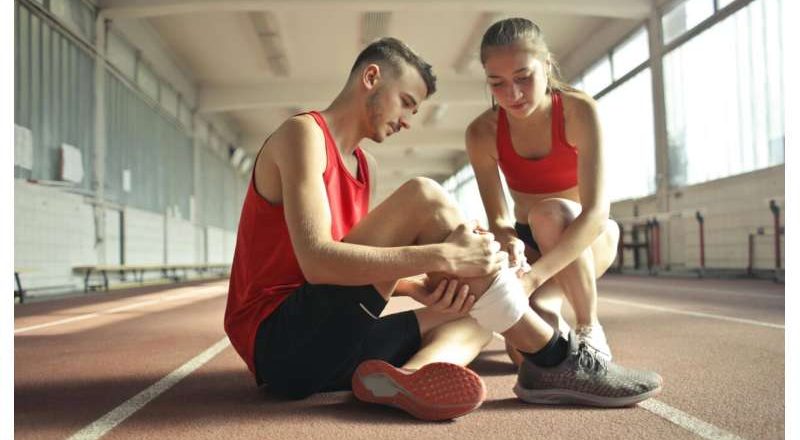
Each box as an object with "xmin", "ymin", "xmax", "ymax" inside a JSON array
[{"xmin": 344, "ymin": 177, "xmax": 555, "ymax": 365}]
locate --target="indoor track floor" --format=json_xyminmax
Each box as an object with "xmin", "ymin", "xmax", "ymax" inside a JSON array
[{"xmin": 14, "ymin": 274, "xmax": 785, "ymax": 439}]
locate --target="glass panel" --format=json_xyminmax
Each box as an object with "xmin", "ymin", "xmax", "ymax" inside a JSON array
[
  {"xmin": 717, "ymin": 0, "xmax": 736, "ymax": 9},
  {"xmin": 611, "ymin": 27, "xmax": 649, "ymax": 80},
  {"xmin": 160, "ymin": 84, "xmax": 178, "ymax": 117},
  {"xmin": 179, "ymin": 101, "xmax": 192, "ymax": 129},
  {"xmin": 582, "ymin": 56, "xmax": 613, "ymax": 96},
  {"xmin": 597, "ymin": 69, "xmax": 656, "ymax": 201},
  {"xmin": 107, "ymin": 31, "xmax": 137, "ymax": 79},
  {"xmin": 137, "ymin": 63, "xmax": 160, "ymax": 102},
  {"xmin": 662, "ymin": 0, "xmax": 715, "ymax": 44},
  {"xmin": 16, "ymin": 5, "xmax": 31, "ymax": 128},
  {"xmin": 664, "ymin": 0, "xmax": 783, "ymax": 186}
]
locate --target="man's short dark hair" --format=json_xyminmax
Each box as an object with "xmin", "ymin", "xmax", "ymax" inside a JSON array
[{"xmin": 350, "ymin": 37, "xmax": 437, "ymax": 97}]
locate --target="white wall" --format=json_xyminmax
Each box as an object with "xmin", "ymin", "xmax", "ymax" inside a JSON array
[
  {"xmin": 124, "ymin": 207, "xmax": 165, "ymax": 265},
  {"xmin": 206, "ymin": 226, "xmax": 237, "ymax": 265},
  {"xmin": 14, "ymin": 180, "xmax": 240, "ymax": 297},
  {"xmin": 14, "ymin": 181, "xmax": 96, "ymax": 292},
  {"xmin": 166, "ymin": 217, "xmax": 195, "ymax": 264},
  {"xmin": 611, "ymin": 165, "xmax": 785, "ymax": 271}
]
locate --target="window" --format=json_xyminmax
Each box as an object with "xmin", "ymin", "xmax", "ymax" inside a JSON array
[
  {"xmin": 137, "ymin": 62, "xmax": 160, "ymax": 102},
  {"xmin": 611, "ymin": 27, "xmax": 649, "ymax": 79},
  {"xmin": 160, "ymin": 84, "xmax": 178, "ymax": 117},
  {"xmin": 49, "ymin": 0, "xmax": 94, "ymax": 42},
  {"xmin": 663, "ymin": 0, "xmax": 783, "ymax": 186},
  {"xmin": 597, "ymin": 69, "xmax": 657, "ymax": 201},
  {"xmin": 662, "ymin": 0, "xmax": 715, "ymax": 44},
  {"xmin": 107, "ymin": 31, "xmax": 137, "ymax": 80},
  {"xmin": 582, "ymin": 56, "xmax": 613, "ymax": 96}
]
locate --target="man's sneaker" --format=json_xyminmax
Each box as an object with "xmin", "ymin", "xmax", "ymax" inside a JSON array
[
  {"xmin": 513, "ymin": 331, "xmax": 662, "ymax": 407},
  {"xmin": 352, "ymin": 360, "xmax": 486, "ymax": 421},
  {"xmin": 576, "ymin": 324, "xmax": 613, "ymax": 361}
]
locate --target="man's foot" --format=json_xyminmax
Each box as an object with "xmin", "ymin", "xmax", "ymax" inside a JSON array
[
  {"xmin": 352, "ymin": 359, "xmax": 486, "ymax": 421},
  {"xmin": 576, "ymin": 324, "xmax": 613, "ymax": 361},
  {"xmin": 513, "ymin": 331, "xmax": 662, "ymax": 407}
]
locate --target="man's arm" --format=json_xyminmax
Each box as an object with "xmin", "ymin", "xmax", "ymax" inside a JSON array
[{"xmin": 269, "ymin": 116, "xmax": 484, "ymax": 286}]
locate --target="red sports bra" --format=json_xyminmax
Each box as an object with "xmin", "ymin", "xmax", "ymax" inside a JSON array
[{"xmin": 496, "ymin": 91, "xmax": 578, "ymax": 194}]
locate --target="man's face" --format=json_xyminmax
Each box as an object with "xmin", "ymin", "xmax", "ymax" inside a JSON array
[{"xmin": 365, "ymin": 64, "xmax": 427, "ymax": 143}]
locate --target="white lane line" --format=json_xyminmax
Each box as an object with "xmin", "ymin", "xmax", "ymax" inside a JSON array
[
  {"xmin": 67, "ymin": 337, "xmax": 231, "ymax": 440},
  {"xmin": 600, "ymin": 280, "xmax": 783, "ymax": 300},
  {"xmin": 601, "ymin": 297, "xmax": 784, "ymax": 329},
  {"xmin": 640, "ymin": 399, "xmax": 747, "ymax": 440},
  {"xmin": 14, "ymin": 289, "xmax": 225, "ymax": 334}
]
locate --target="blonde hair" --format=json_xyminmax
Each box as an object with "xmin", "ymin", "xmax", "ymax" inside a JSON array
[{"xmin": 480, "ymin": 18, "xmax": 576, "ymax": 95}]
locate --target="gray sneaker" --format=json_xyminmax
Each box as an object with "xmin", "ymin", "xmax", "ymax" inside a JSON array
[{"xmin": 513, "ymin": 331, "xmax": 662, "ymax": 407}]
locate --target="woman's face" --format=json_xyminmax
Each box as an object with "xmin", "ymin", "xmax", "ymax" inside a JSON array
[{"xmin": 483, "ymin": 42, "xmax": 549, "ymax": 118}]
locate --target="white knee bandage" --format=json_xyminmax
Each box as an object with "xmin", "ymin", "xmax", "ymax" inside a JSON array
[{"xmin": 469, "ymin": 269, "xmax": 529, "ymax": 334}]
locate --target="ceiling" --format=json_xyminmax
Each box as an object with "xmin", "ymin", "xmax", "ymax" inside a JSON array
[{"xmin": 98, "ymin": 0, "xmax": 661, "ymax": 202}]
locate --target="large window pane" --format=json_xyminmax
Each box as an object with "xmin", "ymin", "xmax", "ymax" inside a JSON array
[
  {"xmin": 137, "ymin": 63, "xmax": 160, "ymax": 102},
  {"xmin": 611, "ymin": 27, "xmax": 649, "ymax": 79},
  {"xmin": 664, "ymin": 0, "xmax": 783, "ymax": 187},
  {"xmin": 662, "ymin": 0, "xmax": 715, "ymax": 44},
  {"xmin": 597, "ymin": 69, "xmax": 656, "ymax": 201},
  {"xmin": 107, "ymin": 31, "xmax": 137, "ymax": 79},
  {"xmin": 582, "ymin": 56, "xmax": 613, "ymax": 96}
]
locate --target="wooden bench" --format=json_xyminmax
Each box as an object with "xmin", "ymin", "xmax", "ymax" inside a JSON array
[{"xmin": 73, "ymin": 263, "xmax": 230, "ymax": 292}]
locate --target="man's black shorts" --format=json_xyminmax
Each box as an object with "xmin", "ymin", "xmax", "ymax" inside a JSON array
[{"xmin": 254, "ymin": 283, "xmax": 421, "ymax": 399}]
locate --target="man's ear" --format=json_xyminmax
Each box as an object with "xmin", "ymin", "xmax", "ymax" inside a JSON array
[{"xmin": 362, "ymin": 63, "xmax": 381, "ymax": 90}]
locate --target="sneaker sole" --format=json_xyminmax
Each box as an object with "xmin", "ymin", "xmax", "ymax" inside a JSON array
[
  {"xmin": 352, "ymin": 360, "xmax": 486, "ymax": 421},
  {"xmin": 512, "ymin": 382, "xmax": 662, "ymax": 408}
]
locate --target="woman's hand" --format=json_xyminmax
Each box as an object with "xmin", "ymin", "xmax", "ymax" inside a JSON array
[{"xmin": 495, "ymin": 231, "xmax": 531, "ymax": 278}]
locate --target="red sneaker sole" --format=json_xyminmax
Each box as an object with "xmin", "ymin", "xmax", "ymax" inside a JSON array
[{"xmin": 352, "ymin": 360, "xmax": 486, "ymax": 421}]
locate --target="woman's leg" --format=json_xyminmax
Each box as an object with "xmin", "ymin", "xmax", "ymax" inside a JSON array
[{"xmin": 527, "ymin": 198, "xmax": 619, "ymax": 328}]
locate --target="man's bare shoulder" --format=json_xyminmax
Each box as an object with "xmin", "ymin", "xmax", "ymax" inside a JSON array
[{"xmin": 265, "ymin": 114, "xmax": 324, "ymax": 158}]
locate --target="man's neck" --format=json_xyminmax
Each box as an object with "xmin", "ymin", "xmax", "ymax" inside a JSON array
[{"xmin": 320, "ymin": 95, "xmax": 365, "ymax": 156}]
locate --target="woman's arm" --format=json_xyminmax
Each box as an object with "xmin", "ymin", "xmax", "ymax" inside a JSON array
[
  {"xmin": 526, "ymin": 94, "xmax": 610, "ymax": 287},
  {"xmin": 466, "ymin": 115, "xmax": 527, "ymax": 271}
]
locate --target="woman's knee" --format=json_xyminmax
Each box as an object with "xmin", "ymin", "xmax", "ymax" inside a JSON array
[{"xmin": 528, "ymin": 199, "xmax": 576, "ymax": 246}]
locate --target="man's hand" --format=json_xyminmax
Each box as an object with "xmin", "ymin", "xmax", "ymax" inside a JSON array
[
  {"xmin": 442, "ymin": 220, "xmax": 508, "ymax": 277},
  {"xmin": 411, "ymin": 278, "xmax": 476, "ymax": 315}
]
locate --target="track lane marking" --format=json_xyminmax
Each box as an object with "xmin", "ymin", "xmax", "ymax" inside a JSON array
[
  {"xmin": 600, "ymin": 279, "xmax": 783, "ymax": 300},
  {"xmin": 640, "ymin": 399, "xmax": 747, "ymax": 440},
  {"xmin": 14, "ymin": 288, "xmax": 225, "ymax": 334},
  {"xmin": 67, "ymin": 337, "xmax": 231, "ymax": 440},
  {"xmin": 601, "ymin": 297, "xmax": 784, "ymax": 329}
]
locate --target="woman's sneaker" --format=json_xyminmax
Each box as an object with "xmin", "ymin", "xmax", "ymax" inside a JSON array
[
  {"xmin": 513, "ymin": 331, "xmax": 662, "ymax": 407},
  {"xmin": 576, "ymin": 324, "xmax": 613, "ymax": 361},
  {"xmin": 352, "ymin": 360, "xmax": 486, "ymax": 421}
]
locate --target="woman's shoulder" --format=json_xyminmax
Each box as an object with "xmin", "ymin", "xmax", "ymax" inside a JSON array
[
  {"xmin": 558, "ymin": 89, "xmax": 598, "ymax": 123},
  {"xmin": 466, "ymin": 108, "xmax": 498, "ymax": 143}
]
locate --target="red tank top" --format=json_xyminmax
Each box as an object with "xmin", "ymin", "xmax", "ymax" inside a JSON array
[
  {"xmin": 224, "ymin": 111, "xmax": 371, "ymax": 376},
  {"xmin": 496, "ymin": 91, "xmax": 578, "ymax": 193}
]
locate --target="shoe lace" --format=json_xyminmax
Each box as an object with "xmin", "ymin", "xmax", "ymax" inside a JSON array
[{"xmin": 576, "ymin": 341, "xmax": 607, "ymax": 375}]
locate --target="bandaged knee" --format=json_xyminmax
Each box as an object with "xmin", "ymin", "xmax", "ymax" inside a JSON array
[{"xmin": 469, "ymin": 269, "xmax": 529, "ymax": 334}]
